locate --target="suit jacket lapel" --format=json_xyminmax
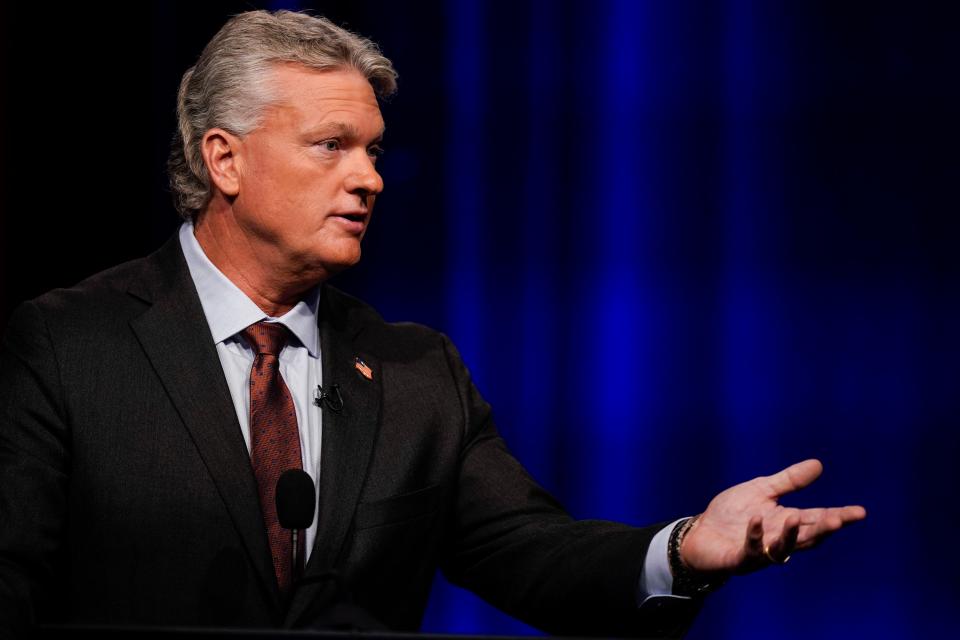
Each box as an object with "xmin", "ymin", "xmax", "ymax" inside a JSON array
[
  {"xmin": 127, "ymin": 236, "xmax": 282, "ymax": 615},
  {"xmin": 286, "ymin": 286, "xmax": 382, "ymax": 627}
]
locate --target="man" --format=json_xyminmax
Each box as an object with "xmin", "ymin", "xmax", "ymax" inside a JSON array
[{"xmin": 0, "ymin": 10, "xmax": 865, "ymax": 637}]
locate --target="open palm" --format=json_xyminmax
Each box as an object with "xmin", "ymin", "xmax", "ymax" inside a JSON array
[{"xmin": 681, "ymin": 459, "xmax": 866, "ymax": 575}]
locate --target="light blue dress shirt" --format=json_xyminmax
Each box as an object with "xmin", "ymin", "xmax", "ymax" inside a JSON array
[
  {"xmin": 179, "ymin": 222, "xmax": 324, "ymax": 561},
  {"xmin": 178, "ymin": 221, "xmax": 678, "ymax": 601}
]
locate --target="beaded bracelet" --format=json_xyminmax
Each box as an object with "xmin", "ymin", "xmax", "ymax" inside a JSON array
[{"xmin": 668, "ymin": 515, "xmax": 726, "ymax": 597}]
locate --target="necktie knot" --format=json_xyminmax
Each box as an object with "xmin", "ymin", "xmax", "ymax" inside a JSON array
[{"xmin": 242, "ymin": 321, "xmax": 290, "ymax": 357}]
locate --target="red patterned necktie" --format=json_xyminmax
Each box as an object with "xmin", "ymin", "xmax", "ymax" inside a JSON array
[{"xmin": 241, "ymin": 321, "xmax": 304, "ymax": 593}]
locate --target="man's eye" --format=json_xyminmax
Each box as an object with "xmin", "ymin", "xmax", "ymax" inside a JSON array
[
  {"xmin": 368, "ymin": 146, "xmax": 385, "ymax": 159},
  {"xmin": 319, "ymin": 140, "xmax": 340, "ymax": 151}
]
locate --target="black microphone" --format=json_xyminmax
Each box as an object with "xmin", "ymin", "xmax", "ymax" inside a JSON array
[
  {"xmin": 276, "ymin": 469, "xmax": 316, "ymax": 584},
  {"xmin": 313, "ymin": 384, "xmax": 344, "ymax": 413}
]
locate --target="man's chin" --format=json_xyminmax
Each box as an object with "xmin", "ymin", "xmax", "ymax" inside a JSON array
[
  {"xmin": 316, "ymin": 249, "xmax": 362, "ymax": 280},
  {"xmin": 292, "ymin": 236, "xmax": 365, "ymax": 281}
]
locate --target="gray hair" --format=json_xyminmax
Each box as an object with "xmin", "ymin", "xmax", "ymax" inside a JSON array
[{"xmin": 167, "ymin": 10, "xmax": 397, "ymax": 221}]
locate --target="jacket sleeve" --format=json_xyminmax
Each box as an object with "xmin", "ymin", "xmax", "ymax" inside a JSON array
[
  {"xmin": 0, "ymin": 301, "xmax": 71, "ymax": 635},
  {"xmin": 437, "ymin": 335, "xmax": 701, "ymax": 638}
]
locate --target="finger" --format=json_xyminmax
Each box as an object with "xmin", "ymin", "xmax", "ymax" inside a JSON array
[
  {"xmin": 797, "ymin": 505, "xmax": 867, "ymax": 527},
  {"xmin": 744, "ymin": 515, "xmax": 765, "ymax": 559},
  {"xmin": 797, "ymin": 507, "xmax": 825, "ymax": 525},
  {"xmin": 840, "ymin": 505, "xmax": 867, "ymax": 522},
  {"xmin": 763, "ymin": 459, "xmax": 823, "ymax": 498},
  {"xmin": 795, "ymin": 522, "xmax": 838, "ymax": 551},
  {"xmin": 766, "ymin": 513, "xmax": 800, "ymax": 562},
  {"xmin": 794, "ymin": 506, "xmax": 866, "ymax": 549}
]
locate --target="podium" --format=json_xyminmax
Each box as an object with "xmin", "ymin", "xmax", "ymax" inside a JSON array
[
  {"xmin": 35, "ymin": 627, "xmax": 594, "ymax": 640},
  {"xmin": 33, "ymin": 626, "xmax": 672, "ymax": 640}
]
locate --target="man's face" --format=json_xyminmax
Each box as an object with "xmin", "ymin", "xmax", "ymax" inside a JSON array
[{"xmin": 231, "ymin": 64, "xmax": 385, "ymax": 279}]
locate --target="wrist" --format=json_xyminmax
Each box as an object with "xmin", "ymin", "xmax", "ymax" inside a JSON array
[{"xmin": 668, "ymin": 515, "xmax": 727, "ymax": 597}]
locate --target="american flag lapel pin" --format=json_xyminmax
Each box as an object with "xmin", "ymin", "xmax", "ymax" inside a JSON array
[{"xmin": 354, "ymin": 356, "xmax": 373, "ymax": 381}]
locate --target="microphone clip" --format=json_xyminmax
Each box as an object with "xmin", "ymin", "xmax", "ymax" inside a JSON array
[{"xmin": 314, "ymin": 384, "xmax": 344, "ymax": 413}]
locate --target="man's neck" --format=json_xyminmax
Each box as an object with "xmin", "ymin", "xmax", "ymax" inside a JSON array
[{"xmin": 192, "ymin": 214, "xmax": 318, "ymax": 318}]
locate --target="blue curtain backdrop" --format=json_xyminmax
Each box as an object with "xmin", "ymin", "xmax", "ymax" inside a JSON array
[{"xmin": 1, "ymin": 1, "xmax": 957, "ymax": 638}]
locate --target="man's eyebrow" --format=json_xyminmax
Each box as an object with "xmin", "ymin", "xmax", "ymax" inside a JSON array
[{"xmin": 308, "ymin": 121, "xmax": 385, "ymax": 143}]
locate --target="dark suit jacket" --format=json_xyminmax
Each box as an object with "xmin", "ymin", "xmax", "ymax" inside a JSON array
[{"xmin": 0, "ymin": 236, "xmax": 698, "ymax": 637}]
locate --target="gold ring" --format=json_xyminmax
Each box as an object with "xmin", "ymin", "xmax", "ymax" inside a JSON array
[{"xmin": 763, "ymin": 545, "xmax": 791, "ymax": 565}]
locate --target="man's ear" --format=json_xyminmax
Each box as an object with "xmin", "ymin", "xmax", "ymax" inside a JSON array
[{"xmin": 200, "ymin": 128, "xmax": 243, "ymax": 197}]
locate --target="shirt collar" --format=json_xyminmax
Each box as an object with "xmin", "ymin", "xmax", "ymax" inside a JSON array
[{"xmin": 178, "ymin": 222, "xmax": 321, "ymax": 357}]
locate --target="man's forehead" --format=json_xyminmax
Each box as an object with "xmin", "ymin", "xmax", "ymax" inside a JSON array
[
  {"xmin": 262, "ymin": 65, "xmax": 383, "ymax": 131},
  {"xmin": 305, "ymin": 119, "xmax": 386, "ymax": 141},
  {"xmin": 268, "ymin": 63, "xmax": 379, "ymax": 102}
]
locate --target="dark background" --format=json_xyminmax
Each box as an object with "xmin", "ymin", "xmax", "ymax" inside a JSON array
[{"xmin": 2, "ymin": 1, "xmax": 958, "ymax": 638}]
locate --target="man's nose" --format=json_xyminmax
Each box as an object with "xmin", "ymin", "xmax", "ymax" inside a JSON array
[{"xmin": 345, "ymin": 150, "xmax": 384, "ymax": 200}]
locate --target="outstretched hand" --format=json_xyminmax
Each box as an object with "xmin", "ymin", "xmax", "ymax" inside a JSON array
[{"xmin": 680, "ymin": 459, "xmax": 866, "ymax": 575}]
